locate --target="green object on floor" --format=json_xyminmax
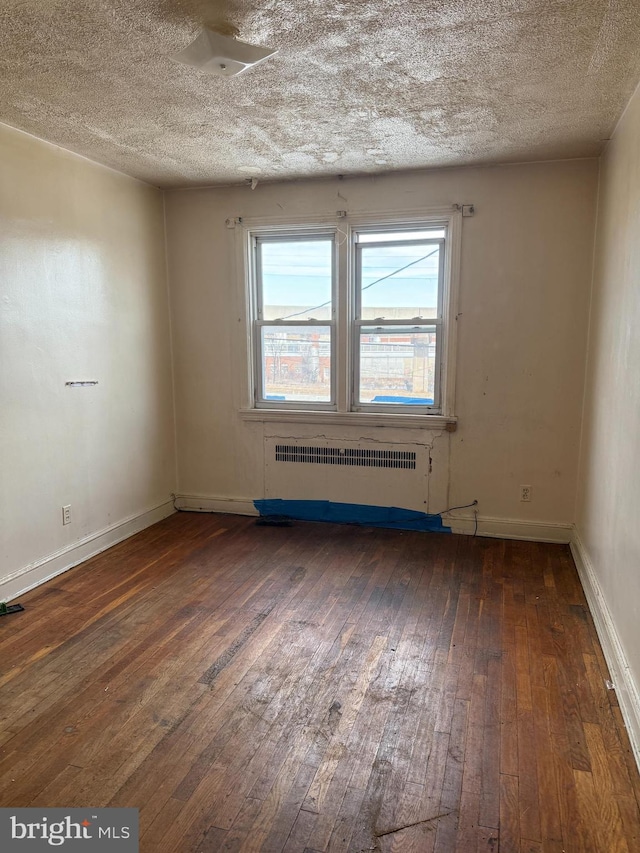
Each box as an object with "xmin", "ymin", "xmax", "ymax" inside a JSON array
[{"xmin": 0, "ymin": 602, "xmax": 24, "ymax": 617}]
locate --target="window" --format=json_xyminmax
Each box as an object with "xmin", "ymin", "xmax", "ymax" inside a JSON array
[
  {"xmin": 254, "ymin": 235, "xmax": 335, "ymax": 408},
  {"xmin": 354, "ymin": 228, "xmax": 443, "ymax": 410},
  {"xmin": 243, "ymin": 210, "xmax": 460, "ymax": 420}
]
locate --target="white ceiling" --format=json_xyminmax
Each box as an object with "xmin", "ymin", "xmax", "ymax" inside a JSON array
[{"xmin": 2, "ymin": 1, "xmax": 640, "ymax": 188}]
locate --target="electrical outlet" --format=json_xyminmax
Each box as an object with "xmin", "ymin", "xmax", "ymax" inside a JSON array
[
  {"xmin": 520, "ymin": 485, "xmax": 532, "ymax": 502},
  {"xmin": 62, "ymin": 505, "xmax": 71, "ymax": 525}
]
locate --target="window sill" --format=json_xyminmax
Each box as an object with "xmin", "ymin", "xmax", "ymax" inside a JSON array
[{"xmin": 239, "ymin": 408, "xmax": 457, "ymax": 431}]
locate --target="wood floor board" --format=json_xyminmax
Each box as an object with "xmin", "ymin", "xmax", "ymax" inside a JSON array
[
  {"xmin": 582, "ymin": 652, "xmax": 640, "ymax": 811},
  {"xmin": 323, "ymin": 784, "xmax": 366, "ymax": 853},
  {"xmin": 500, "ymin": 641, "xmax": 519, "ymax": 778},
  {"xmin": 195, "ymin": 825, "xmax": 229, "ymax": 852},
  {"xmin": 516, "ymin": 708, "xmax": 542, "ymax": 842},
  {"xmin": 438, "ymin": 695, "xmax": 469, "ymax": 823},
  {"xmin": 452, "ymin": 786, "xmax": 481, "ymax": 852},
  {"xmin": 280, "ymin": 806, "xmax": 317, "ymax": 853},
  {"xmin": 478, "ymin": 655, "xmax": 501, "ymax": 829},
  {"xmin": 1, "ymin": 514, "xmax": 638, "ymax": 852},
  {"xmin": 550, "ymin": 723, "xmax": 585, "ymax": 852},
  {"xmin": 432, "ymin": 654, "xmax": 460, "ymax": 736},
  {"xmin": 349, "ymin": 652, "xmax": 420, "ymax": 834},
  {"xmin": 460, "ymin": 677, "xmax": 486, "ymax": 799},
  {"xmin": 531, "ymin": 684, "xmax": 563, "ymax": 846},
  {"xmin": 499, "ymin": 772, "xmax": 520, "ymax": 853},
  {"xmin": 371, "ymin": 645, "xmax": 435, "ymax": 826}
]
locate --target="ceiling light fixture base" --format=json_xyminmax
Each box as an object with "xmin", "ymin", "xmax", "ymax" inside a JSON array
[{"xmin": 173, "ymin": 28, "xmax": 278, "ymax": 78}]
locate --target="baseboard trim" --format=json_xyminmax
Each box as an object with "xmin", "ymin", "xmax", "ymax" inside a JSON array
[
  {"xmin": 570, "ymin": 530, "xmax": 640, "ymax": 771},
  {"xmin": 447, "ymin": 514, "xmax": 572, "ymax": 543},
  {"xmin": 1, "ymin": 500, "xmax": 176, "ymax": 603},
  {"xmin": 175, "ymin": 495, "xmax": 259, "ymax": 516},
  {"xmin": 175, "ymin": 498, "xmax": 571, "ymax": 543}
]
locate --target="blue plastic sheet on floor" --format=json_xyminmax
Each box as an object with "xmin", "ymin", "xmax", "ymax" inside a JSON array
[{"xmin": 254, "ymin": 499, "xmax": 451, "ymax": 533}]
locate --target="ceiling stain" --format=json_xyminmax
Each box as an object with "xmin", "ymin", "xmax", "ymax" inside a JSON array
[{"xmin": 0, "ymin": 0, "xmax": 639, "ymax": 187}]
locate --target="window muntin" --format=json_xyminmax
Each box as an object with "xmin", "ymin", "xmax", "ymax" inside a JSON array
[{"xmin": 248, "ymin": 219, "xmax": 451, "ymax": 415}]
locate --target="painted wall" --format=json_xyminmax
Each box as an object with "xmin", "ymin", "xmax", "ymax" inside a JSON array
[
  {"xmin": 165, "ymin": 160, "xmax": 597, "ymax": 534},
  {"xmin": 576, "ymin": 83, "xmax": 640, "ymax": 698},
  {"xmin": 0, "ymin": 123, "xmax": 176, "ymax": 595}
]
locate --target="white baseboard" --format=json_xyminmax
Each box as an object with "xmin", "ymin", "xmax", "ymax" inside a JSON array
[
  {"xmin": 1, "ymin": 500, "xmax": 176, "ymax": 603},
  {"xmin": 570, "ymin": 531, "xmax": 640, "ymax": 771},
  {"xmin": 447, "ymin": 514, "xmax": 572, "ymax": 543},
  {"xmin": 175, "ymin": 494, "xmax": 259, "ymax": 516}
]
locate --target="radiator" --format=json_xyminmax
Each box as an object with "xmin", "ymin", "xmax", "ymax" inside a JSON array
[
  {"xmin": 264, "ymin": 436, "xmax": 428, "ymax": 512},
  {"xmin": 274, "ymin": 444, "xmax": 416, "ymax": 469}
]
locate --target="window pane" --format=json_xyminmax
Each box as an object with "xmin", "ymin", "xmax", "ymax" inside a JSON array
[
  {"xmin": 261, "ymin": 326, "xmax": 331, "ymax": 402},
  {"xmin": 358, "ymin": 326, "xmax": 436, "ymax": 405},
  {"xmin": 359, "ymin": 241, "xmax": 440, "ymax": 321},
  {"xmin": 259, "ymin": 239, "xmax": 333, "ymax": 321},
  {"xmin": 357, "ymin": 229, "xmax": 445, "ymax": 243}
]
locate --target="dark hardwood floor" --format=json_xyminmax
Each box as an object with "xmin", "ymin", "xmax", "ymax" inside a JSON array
[{"xmin": 1, "ymin": 512, "xmax": 639, "ymax": 852}]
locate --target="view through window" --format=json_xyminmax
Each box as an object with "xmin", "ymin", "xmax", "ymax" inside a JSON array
[
  {"xmin": 250, "ymin": 222, "xmax": 448, "ymax": 413},
  {"xmin": 355, "ymin": 230, "xmax": 442, "ymax": 407},
  {"xmin": 258, "ymin": 237, "xmax": 334, "ymax": 403}
]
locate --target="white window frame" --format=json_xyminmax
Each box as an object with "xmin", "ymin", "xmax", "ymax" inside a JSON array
[
  {"xmin": 237, "ymin": 207, "xmax": 461, "ymax": 429},
  {"xmin": 351, "ymin": 225, "xmax": 445, "ymax": 414},
  {"xmin": 252, "ymin": 231, "xmax": 337, "ymax": 411}
]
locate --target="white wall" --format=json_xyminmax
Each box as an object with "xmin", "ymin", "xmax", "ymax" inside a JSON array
[
  {"xmin": 0, "ymin": 123, "xmax": 176, "ymax": 598},
  {"xmin": 165, "ymin": 160, "xmax": 598, "ymax": 537},
  {"xmin": 574, "ymin": 82, "xmax": 640, "ymax": 750}
]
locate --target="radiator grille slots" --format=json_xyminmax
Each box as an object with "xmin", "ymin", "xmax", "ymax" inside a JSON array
[{"xmin": 274, "ymin": 444, "xmax": 416, "ymax": 469}]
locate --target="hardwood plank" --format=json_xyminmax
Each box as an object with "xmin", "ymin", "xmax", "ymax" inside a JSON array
[
  {"xmin": 500, "ymin": 641, "xmax": 519, "ymax": 777},
  {"xmin": 500, "ymin": 773, "xmax": 520, "ymax": 853},
  {"xmin": 280, "ymin": 807, "xmax": 317, "ymax": 853},
  {"xmin": 0, "ymin": 731, "xmax": 15, "ymax": 748},
  {"xmin": 453, "ymin": 787, "xmax": 481, "ymax": 852},
  {"xmin": 517, "ymin": 709, "xmax": 541, "ymax": 842},
  {"xmin": 478, "ymin": 655, "xmax": 500, "ymax": 828},
  {"xmin": 384, "ymin": 781, "xmax": 432, "ymax": 853},
  {"xmin": 584, "ymin": 722, "xmax": 633, "ymax": 853},
  {"xmin": 0, "ymin": 515, "xmax": 639, "ymax": 852},
  {"xmin": 461, "ymin": 673, "xmax": 486, "ymax": 797},
  {"xmin": 220, "ymin": 797, "xmax": 263, "ymax": 853},
  {"xmin": 531, "ymin": 685, "xmax": 562, "ymax": 846},
  {"xmin": 195, "ymin": 826, "xmax": 228, "ymax": 852}
]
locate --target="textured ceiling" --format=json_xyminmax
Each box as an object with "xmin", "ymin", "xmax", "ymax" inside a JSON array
[{"xmin": 1, "ymin": 1, "xmax": 640, "ymax": 188}]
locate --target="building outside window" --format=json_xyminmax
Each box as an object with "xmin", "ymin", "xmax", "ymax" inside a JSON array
[{"xmin": 242, "ymin": 209, "xmax": 460, "ymax": 419}]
